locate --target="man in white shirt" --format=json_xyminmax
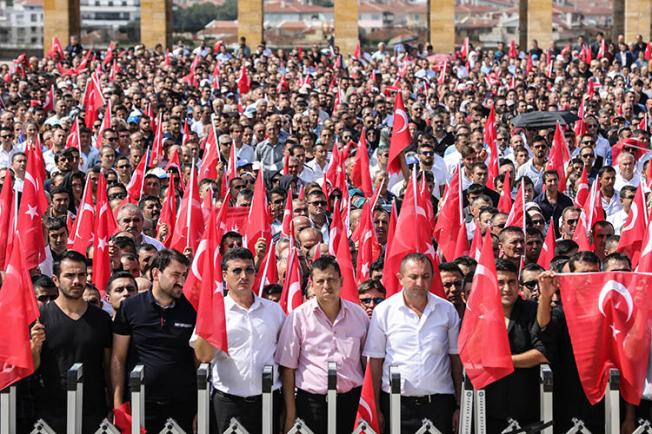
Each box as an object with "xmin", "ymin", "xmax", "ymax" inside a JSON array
[
  {"xmin": 0, "ymin": 126, "xmax": 18, "ymax": 169},
  {"xmin": 364, "ymin": 253, "xmax": 462, "ymax": 434},
  {"xmin": 516, "ymin": 135, "xmax": 549, "ymax": 195},
  {"xmin": 192, "ymin": 247, "xmax": 285, "ymax": 434},
  {"xmin": 598, "ymin": 166, "xmax": 623, "ymax": 217},
  {"xmin": 116, "ymin": 204, "xmax": 165, "ymax": 250},
  {"xmin": 614, "ymin": 151, "xmax": 640, "ymax": 193},
  {"xmin": 607, "ymin": 185, "xmax": 635, "ymax": 234}
]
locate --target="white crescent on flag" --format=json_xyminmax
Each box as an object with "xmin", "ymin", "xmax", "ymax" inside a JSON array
[
  {"xmin": 621, "ymin": 202, "xmax": 638, "ymax": 233},
  {"xmin": 598, "ymin": 280, "xmax": 633, "ymax": 321},
  {"xmin": 394, "ymin": 109, "xmax": 408, "ymax": 134}
]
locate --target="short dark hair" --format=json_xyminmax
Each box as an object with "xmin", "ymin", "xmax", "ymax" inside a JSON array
[
  {"xmin": 221, "ymin": 247, "xmax": 255, "ymax": 271},
  {"xmin": 555, "ymin": 239, "xmax": 578, "ymax": 256},
  {"xmin": 53, "ymin": 251, "xmax": 88, "ymax": 277},
  {"xmin": 602, "ymin": 252, "xmax": 632, "ymax": 271},
  {"xmin": 106, "ymin": 271, "xmax": 137, "ymax": 294},
  {"xmin": 568, "ymin": 251, "xmax": 600, "ymax": 272},
  {"xmin": 598, "ymin": 166, "xmax": 616, "ymax": 179},
  {"xmin": 522, "ymin": 262, "xmax": 545, "ymax": 274},
  {"xmin": 550, "ymin": 256, "xmax": 569, "ymax": 272},
  {"xmin": 32, "ymin": 274, "xmax": 56, "ymax": 290},
  {"xmin": 45, "ymin": 216, "xmax": 67, "ymax": 232},
  {"xmin": 495, "ymin": 258, "xmax": 518, "ymax": 275},
  {"xmin": 262, "ymin": 283, "xmax": 283, "ymax": 296},
  {"xmin": 311, "ymin": 255, "xmax": 342, "ymax": 277},
  {"xmin": 399, "ymin": 253, "xmax": 432, "ymax": 274},
  {"xmin": 358, "ymin": 279, "xmax": 386, "ymax": 295},
  {"xmin": 150, "ymin": 249, "xmax": 190, "ymax": 273},
  {"xmin": 439, "ymin": 261, "xmax": 464, "ymax": 277}
]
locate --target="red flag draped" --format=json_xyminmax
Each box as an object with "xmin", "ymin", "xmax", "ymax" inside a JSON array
[
  {"xmin": 434, "ymin": 167, "xmax": 465, "ymax": 260},
  {"xmin": 157, "ymin": 176, "xmax": 178, "ymax": 248},
  {"xmin": 92, "ymin": 173, "xmax": 117, "ymax": 295},
  {"xmin": 387, "ymin": 92, "xmax": 412, "ymax": 175},
  {"xmin": 355, "ymin": 363, "xmax": 381, "ymax": 434},
  {"xmin": 68, "ymin": 177, "xmax": 95, "ymax": 254},
  {"xmin": 497, "ymin": 172, "xmax": 512, "ymax": 213},
  {"xmin": 279, "ymin": 244, "xmax": 303, "ymax": 314},
  {"xmin": 243, "ymin": 170, "xmax": 271, "ymax": 254},
  {"xmin": 546, "ymin": 122, "xmax": 571, "ymax": 191},
  {"xmin": 459, "ymin": 231, "xmax": 515, "ymax": 389},
  {"xmin": 336, "ymin": 233, "xmax": 361, "ymax": 305},
  {"xmin": 617, "ymin": 185, "xmax": 647, "ymax": 266},
  {"xmin": 559, "ymin": 272, "xmax": 652, "ymax": 405},
  {"xmin": 537, "ymin": 218, "xmax": 556, "ymax": 269},
  {"xmin": 170, "ymin": 165, "xmax": 204, "ymax": 253},
  {"xmin": 351, "ymin": 131, "xmax": 373, "ymax": 197},
  {"xmin": 17, "ymin": 145, "xmax": 48, "ymax": 268},
  {"xmin": 0, "ymin": 171, "xmax": 14, "ymax": 268},
  {"xmin": 484, "ymin": 106, "xmax": 498, "ymax": 189}
]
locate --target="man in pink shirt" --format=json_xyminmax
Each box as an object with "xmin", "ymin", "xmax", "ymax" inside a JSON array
[{"xmin": 276, "ymin": 255, "xmax": 369, "ymax": 434}]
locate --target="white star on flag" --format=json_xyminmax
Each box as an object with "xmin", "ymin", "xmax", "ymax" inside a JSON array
[{"xmin": 25, "ymin": 204, "xmax": 38, "ymax": 220}]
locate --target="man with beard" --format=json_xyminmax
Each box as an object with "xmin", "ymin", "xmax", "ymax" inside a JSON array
[
  {"xmin": 30, "ymin": 251, "xmax": 113, "ymax": 433},
  {"xmin": 111, "ymin": 249, "xmax": 197, "ymax": 433}
]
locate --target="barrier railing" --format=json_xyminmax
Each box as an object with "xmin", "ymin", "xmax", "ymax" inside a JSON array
[{"xmin": 1, "ymin": 363, "xmax": 648, "ymax": 434}]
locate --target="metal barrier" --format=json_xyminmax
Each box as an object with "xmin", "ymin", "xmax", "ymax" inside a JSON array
[
  {"xmin": 634, "ymin": 419, "xmax": 652, "ymax": 434},
  {"xmin": 352, "ymin": 420, "xmax": 378, "ymax": 434},
  {"xmin": 327, "ymin": 361, "xmax": 337, "ymax": 434},
  {"xmin": 29, "ymin": 419, "xmax": 56, "ymax": 434},
  {"xmin": 474, "ymin": 386, "xmax": 487, "ymax": 434},
  {"xmin": 459, "ymin": 374, "xmax": 473, "ymax": 434},
  {"xmin": 389, "ymin": 366, "xmax": 401, "ymax": 434},
  {"xmin": 66, "ymin": 363, "xmax": 83, "ymax": 434},
  {"xmin": 196, "ymin": 363, "xmax": 210, "ymax": 434},
  {"xmin": 605, "ymin": 369, "xmax": 619, "ymax": 434},
  {"xmin": 262, "ymin": 365, "xmax": 274, "ymax": 434},
  {"xmin": 159, "ymin": 418, "xmax": 185, "ymax": 434},
  {"xmin": 565, "ymin": 418, "xmax": 591, "ymax": 434},
  {"xmin": 540, "ymin": 364, "xmax": 553, "ymax": 434},
  {"xmin": 94, "ymin": 419, "xmax": 121, "ymax": 434},
  {"xmin": 0, "ymin": 386, "xmax": 16, "ymax": 434},
  {"xmin": 414, "ymin": 419, "xmax": 442, "ymax": 434},
  {"xmin": 129, "ymin": 365, "xmax": 145, "ymax": 434},
  {"xmin": 287, "ymin": 418, "xmax": 315, "ymax": 434}
]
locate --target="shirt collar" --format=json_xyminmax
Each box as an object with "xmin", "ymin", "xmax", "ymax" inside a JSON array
[
  {"xmin": 146, "ymin": 289, "xmax": 176, "ymax": 309},
  {"xmin": 226, "ymin": 292, "xmax": 262, "ymax": 312}
]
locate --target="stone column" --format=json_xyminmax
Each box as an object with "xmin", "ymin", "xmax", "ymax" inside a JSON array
[
  {"xmin": 334, "ymin": 0, "xmax": 359, "ymax": 55},
  {"xmin": 518, "ymin": 0, "xmax": 552, "ymax": 50},
  {"xmin": 613, "ymin": 0, "xmax": 625, "ymax": 39},
  {"xmin": 428, "ymin": 0, "xmax": 455, "ymax": 54},
  {"xmin": 140, "ymin": 0, "xmax": 172, "ymax": 49},
  {"xmin": 238, "ymin": 0, "xmax": 264, "ymax": 47},
  {"xmin": 43, "ymin": 0, "xmax": 80, "ymax": 57},
  {"xmin": 624, "ymin": 0, "xmax": 651, "ymax": 43}
]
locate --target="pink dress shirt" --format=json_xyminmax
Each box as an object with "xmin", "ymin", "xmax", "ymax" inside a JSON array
[{"xmin": 275, "ymin": 297, "xmax": 369, "ymax": 394}]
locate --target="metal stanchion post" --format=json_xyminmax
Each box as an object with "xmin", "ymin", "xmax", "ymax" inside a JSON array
[
  {"xmin": 459, "ymin": 374, "xmax": 473, "ymax": 434},
  {"xmin": 262, "ymin": 365, "xmax": 273, "ymax": 434},
  {"xmin": 540, "ymin": 364, "xmax": 553, "ymax": 434},
  {"xmin": 390, "ymin": 366, "xmax": 401, "ymax": 434},
  {"xmin": 605, "ymin": 369, "xmax": 619, "ymax": 434},
  {"xmin": 129, "ymin": 365, "xmax": 145, "ymax": 434},
  {"xmin": 66, "ymin": 363, "xmax": 83, "ymax": 434},
  {"xmin": 197, "ymin": 364, "xmax": 210, "ymax": 434},
  {"xmin": 474, "ymin": 387, "xmax": 486, "ymax": 434},
  {"xmin": 327, "ymin": 362, "xmax": 337, "ymax": 434},
  {"xmin": 0, "ymin": 386, "xmax": 16, "ymax": 434}
]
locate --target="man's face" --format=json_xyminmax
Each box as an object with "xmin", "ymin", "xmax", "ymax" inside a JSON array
[
  {"xmin": 35, "ymin": 285, "xmax": 58, "ymax": 308},
  {"xmin": 593, "ymin": 225, "xmax": 614, "ymax": 253},
  {"xmin": 619, "ymin": 155, "xmax": 635, "ymax": 179},
  {"xmin": 543, "ymin": 174, "xmax": 559, "ymax": 193},
  {"xmin": 293, "ymin": 200, "xmax": 308, "ymax": 217},
  {"xmin": 525, "ymin": 234, "xmax": 543, "ymax": 262},
  {"xmin": 500, "ymin": 232, "xmax": 524, "ymax": 259},
  {"xmin": 372, "ymin": 211, "xmax": 389, "ymax": 245},
  {"xmin": 599, "ymin": 171, "xmax": 616, "ymax": 194},
  {"xmin": 222, "ymin": 258, "xmax": 255, "ymax": 296},
  {"xmin": 107, "ymin": 277, "xmax": 137, "ymax": 310},
  {"xmin": 561, "ymin": 211, "xmax": 580, "ymax": 238},
  {"xmin": 440, "ymin": 270, "xmax": 464, "ymax": 306},
  {"xmin": 398, "ymin": 259, "xmax": 432, "ymax": 296},
  {"xmin": 359, "ymin": 288, "xmax": 385, "ymax": 318},
  {"xmin": 12, "ymin": 155, "xmax": 26, "ymax": 175},
  {"xmin": 269, "ymin": 193, "xmax": 285, "ymax": 219},
  {"xmin": 53, "ymin": 259, "xmax": 87, "ymax": 300},
  {"xmin": 532, "ymin": 141, "xmax": 548, "ymax": 159},
  {"xmin": 307, "ymin": 194, "xmax": 327, "ymax": 219},
  {"xmin": 497, "ymin": 270, "xmax": 519, "ymax": 308},
  {"xmin": 153, "ymin": 259, "xmax": 188, "ymax": 299},
  {"xmin": 51, "ymin": 192, "xmax": 70, "ymax": 214},
  {"xmin": 144, "ymin": 177, "xmax": 161, "ymax": 197},
  {"xmin": 311, "ymin": 265, "xmax": 342, "ymax": 305},
  {"xmin": 572, "ymin": 260, "xmax": 600, "ymax": 273},
  {"xmin": 118, "ymin": 209, "xmax": 144, "ymax": 237},
  {"xmin": 520, "ymin": 269, "xmax": 542, "ymax": 301},
  {"xmin": 523, "ymin": 183, "xmax": 535, "ymax": 203},
  {"xmin": 142, "ymin": 200, "xmax": 161, "ymax": 221},
  {"xmin": 471, "ymin": 167, "xmax": 488, "ymax": 186},
  {"xmin": 48, "ymin": 227, "xmax": 68, "ymax": 253},
  {"xmin": 418, "ymin": 146, "xmax": 435, "ymax": 166}
]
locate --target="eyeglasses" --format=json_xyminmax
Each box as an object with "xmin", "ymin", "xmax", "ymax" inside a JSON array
[
  {"xmin": 531, "ymin": 219, "xmax": 545, "ymax": 225},
  {"xmin": 442, "ymin": 280, "xmax": 463, "ymax": 288},
  {"xmin": 108, "ymin": 193, "xmax": 127, "ymax": 201},
  {"xmin": 580, "ymin": 154, "xmax": 594, "ymax": 159},
  {"xmin": 117, "ymin": 165, "xmax": 129, "ymax": 170},
  {"xmin": 309, "ymin": 200, "xmax": 327, "ymax": 207},
  {"xmin": 0, "ymin": 135, "xmax": 12, "ymax": 139},
  {"xmin": 420, "ymin": 151, "xmax": 434, "ymax": 156},
  {"xmin": 106, "ymin": 137, "xmax": 118, "ymax": 142},
  {"xmin": 521, "ymin": 280, "xmax": 539, "ymax": 290},
  {"xmin": 37, "ymin": 294, "xmax": 58, "ymax": 303},
  {"xmin": 112, "ymin": 285, "xmax": 137, "ymax": 293},
  {"xmin": 360, "ymin": 297, "xmax": 384, "ymax": 305},
  {"xmin": 229, "ymin": 267, "xmax": 255, "ymax": 275},
  {"xmin": 566, "ymin": 218, "xmax": 579, "ymax": 225}
]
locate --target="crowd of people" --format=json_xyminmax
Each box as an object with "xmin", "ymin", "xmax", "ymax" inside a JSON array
[{"xmin": 1, "ymin": 30, "xmax": 652, "ymax": 434}]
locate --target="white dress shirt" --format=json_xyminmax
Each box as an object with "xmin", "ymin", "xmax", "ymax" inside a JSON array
[
  {"xmin": 601, "ymin": 191, "xmax": 623, "ymax": 217},
  {"xmin": 614, "ymin": 172, "xmax": 640, "ymax": 193},
  {"xmin": 516, "ymin": 159, "xmax": 545, "ymax": 194},
  {"xmin": 607, "ymin": 209, "xmax": 629, "ymax": 235},
  {"xmin": 363, "ymin": 291, "xmax": 460, "ymax": 396},
  {"xmin": 141, "ymin": 234, "xmax": 165, "ymax": 250},
  {"xmin": 190, "ymin": 294, "xmax": 285, "ymax": 397}
]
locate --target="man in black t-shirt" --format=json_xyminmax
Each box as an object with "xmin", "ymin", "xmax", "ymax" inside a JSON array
[
  {"xmin": 111, "ymin": 249, "xmax": 197, "ymax": 434},
  {"xmin": 30, "ymin": 251, "xmax": 112, "ymax": 434}
]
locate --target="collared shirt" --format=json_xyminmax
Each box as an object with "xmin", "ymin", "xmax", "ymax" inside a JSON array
[
  {"xmin": 601, "ymin": 190, "xmax": 623, "ymax": 217},
  {"xmin": 607, "ymin": 209, "xmax": 629, "ymax": 235},
  {"xmin": 275, "ymin": 297, "xmax": 369, "ymax": 394},
  {"xmin": 236, "ymin": 144, "xmax": 255, "ymax": 164},
  {"xmin": 0, "ymin": 145, "xmax": 18, "ymax": 169},
  {"xmin": 516, "ymin": 160, "xmax": 544, "ymax": 194},
  {"xmin": 614, "ymin": 172, "xmax": 640, "ymax": 193},
  {"xmin": 141, "ymin": 233, "xmax": 165, "ymax": 250},
  {"xmin": 363, "ymin": 290, "xmax": 460, "ymax": 396},
  {"xmin": 113, "ymin": 290, "xmax": 197, "ymax": 401},
  {"xmin": 534, "ymin": 191, "xmax": 574, "ymax": 234},
  {"xmin": 190, "ymin": 294, "xmax": 285, "ymax": 397},
  {"xmin": 255, "ymin": 140, "xmax": 284, "ymax": 172}
]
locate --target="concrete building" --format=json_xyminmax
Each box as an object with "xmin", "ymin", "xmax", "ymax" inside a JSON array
[{"xmin": 0, "ymin": 0, "xmax": 44, "ymax": 49}]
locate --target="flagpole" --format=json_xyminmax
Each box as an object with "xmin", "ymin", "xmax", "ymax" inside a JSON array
[
  {"xmin": 258, "ymin": 241, "xmax": 274, "ymax": 297},
  {"xmin": 187, "ymin": 158, "xmax": 196, "ymax": 250}
]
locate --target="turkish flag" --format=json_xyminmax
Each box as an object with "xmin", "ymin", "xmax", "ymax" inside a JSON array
[
  {"xmin": 574, "ymin": 165, "xmax": 590, "ymax": 207},
  {"xmin": 484, "ymin": 105, "xmax": 498, "ymax": 189},
  {"xmin": 47, "ymin": 36, "xmax": 65, "ymax": 60},
  {"xmin": 0, "ymin": 170, "xmax": 14, "ymax": 269},
  {"xmin": 458, "ymin": 231, "xmax": 515, "ymax": 389},
  {"xmin": 150, "ymin": 112, "xmax": 164, "ymax": 165},
  {"xmin": 434, "ymin": 166, "xmax": 464, "ymax": 261},
  {"xmin": 226, "ymin": 142, "xmax": 237, "ymax": 183},
  {"xmin": 157, "ymin": 176, "xmax": 177, "ymax": 248},
  {"xmin": 92, "ymin": 173, "xmax": 116, "ymax": 295},
  {"xmin": 597, "ymin": 39, "xmax": 607, "ymax": 59},
  {"xmin": 351, "ymin": 131, "xmax": 373, "ymax": 197},
  {"xmin": 497, "ymin": 172, "xmax": 512, "ymax": 214},
  {"xmin": 95, "ymin": 100, "xmax": 112, "ymax": 149},
  {"xmin": 525, "ymin": 53, "xmax": 533, "ymax": 73},
  {"xmin": 65, "ymin": 118, "xmax": 81, "ymax": 150},
  {"xmin": 253, "ymin": 241, "xmax": 279, "ymax": 296},
  {"xmin": 281, "ymin": 188, "xmax": 294, "ymax": 238},
  {"xmin": 355, "ymin": 362, "xmax": 381, "ymax": 434},
  {"xmin": 126, "ymin": 148, "xmax": 150, "ymax": 203},
  {"xmin": 237, "ymin": 64, "xmax": 251, "ymax": 95},
  {"xmin": 636, "ymin": 211, "xmax": 652, "ymax": 272},
  {"xmin": 68, "ymin": 177, "xmax": 95, "ymax": 254},
  {"xmin": 196, "ymin": 206, "xmax": 228, "ymax": 354},
  {"xmin": 198, "ymin": 124, "xmax": 219, "ymax": 181},
  {"xmin": 17, "ymin": 146, "xmax": 48, "ymax": 269},
  {"xmin": 328, "ymin": 199, "xmax": 344, "ymax": 255},
  {"xmin": 611, "ymin": 138, "xmax": 647, "ymax": 167},
  {"xmin": 170, "ymin": 165, "xmax": 204, "ymax": 254},
  {"xmin": 336, "ymin": 231, "xmax": 361, "ymax": 305},
  {"xmin": 43, "ymin": 84, "xmax": 55, "ymax": 113},
  {"xmin": 387, "ymin": 92, "xmax": 412, "ymax": 174},
  {"xmin": 279, "ymin": 244, "xmax": 303, "ymax": 314},
  {"xmin": 82, "ymin": 74, "xmax": 105, "ymax": 129},
  {"xmin": 243, "ymin": 170, "xmax": 271, "ymax": 254},
  {"xmin": 0, "ymin": 234, "xmax": 40, "ymax": 390},
  {"xmin": 537, "ymin": 218, "xmax": 556, "ymax": 269},
  {"xmin": 383, "ymin": 201, "xmax": 397, "ymax": 262},
  {"xmin": 617, "ymin": 185, "xmax": 647, "ymax": 266},
  {"xmin": 506, "ymin": 178, "xmax": 525, "ymax": 228},
  {"xmin": 508, "ymin": 40, "xmax": 518, "ymax": 59},
  {"xmin": 558, "ymin": 272, "xmax": 652, "ymax": 405},
  {"xmin": 352, "ymin": 202, "xmax": 381, "ymax": 283},
  {"xmin": 546, "ymin": 123, "xmax": 571, "ymax": 191}
]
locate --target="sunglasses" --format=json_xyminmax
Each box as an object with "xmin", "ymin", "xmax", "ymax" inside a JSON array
[
  {"xmin": 360, "ymin": 297, "xmax": 384, "ymax": 305},
  {"xmin": 229, "ymin": 267, "xmax": 255, "ymax": 275},
  {"xmin": 310, "ymin": 201, "xmax": 327, "ymax": 207},
  {"xmin": 442, "ymin": 280, "xmax": 463, "ymax": 288},
  {"xmin": 108, "ymin": 193, "xmax": 127, "ymax": 201},
  {"xmin": 531, "ymin": 219, "xmax": 545, "ymax": 225},
  {"xmin": 521, "ymin": 280, "xmax": 539, "ymax": 290}
]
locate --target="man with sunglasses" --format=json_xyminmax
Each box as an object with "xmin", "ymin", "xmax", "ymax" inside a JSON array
[
  {"xmin": 0, "ymin": 125, "xmax": 18, "ymax": 169},
  {"xmin": 358, "ymin": 279, "xmax": 386, "ymax": 318},
  {"xmin": 192, "ymin": 247, "xmax": 285, "ymax": 433},
  {"xmin": 608, "ymin": 185, "xmax": 636, "ymax": 234},
  {"xmin": 520, "ymin": 263, "xmax": 544, "ymax": 301}
]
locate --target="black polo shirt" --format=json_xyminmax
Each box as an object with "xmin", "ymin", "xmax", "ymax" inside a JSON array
[{"xmin": 113, "ymin": 290, "xmax": 197, "ymax": 402}]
